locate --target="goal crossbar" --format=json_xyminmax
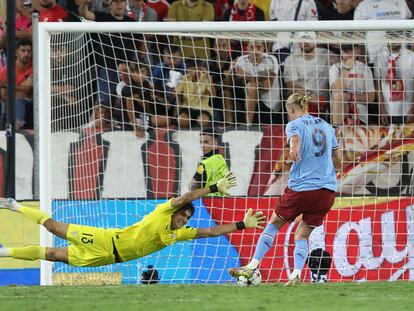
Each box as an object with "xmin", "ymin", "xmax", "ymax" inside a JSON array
[{"xmin": 38, "ymin": 20, "xmax": 414, "ymax": 34}]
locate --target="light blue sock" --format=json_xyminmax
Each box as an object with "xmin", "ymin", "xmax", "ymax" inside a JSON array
[
  {"xmin": 248, "ymin": 224, "xmax": 278, "ymax": 268},
  {"xmin": 293, "ymin": 239, "xmax": 309, "ymax": 270}
]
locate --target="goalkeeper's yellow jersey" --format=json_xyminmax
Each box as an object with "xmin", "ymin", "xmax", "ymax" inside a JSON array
[{"xmin": 112, "ymin": 199, "xmax": 197, "ymax": 262}]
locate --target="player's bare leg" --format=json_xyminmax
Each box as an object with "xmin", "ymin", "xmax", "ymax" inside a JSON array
[
  {"xmin": 284, "ymin": 221, "xmax": 314, "ymax": 286},
  {"xmin": 229, "ymin": 211, "xmax": 286, "ymax": 279},
  {"xmin": 45, "ymin": 247, "xmax": 69, "ymax": 264}
]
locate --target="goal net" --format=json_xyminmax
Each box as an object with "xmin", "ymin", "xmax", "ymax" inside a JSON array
[{"xmin": 36, "ymin": 20, "xmax": 414, "ymax": 285}]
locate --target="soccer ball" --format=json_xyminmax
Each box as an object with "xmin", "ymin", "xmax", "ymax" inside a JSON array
[{"xmin": 236, "ymin": 269, "xmax": 262, "ymax": 287}]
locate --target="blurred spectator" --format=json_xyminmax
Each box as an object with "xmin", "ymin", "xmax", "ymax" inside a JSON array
[
  {"xmin": 152, "ymin": 45, "xmax": 185, "ymax": 104},
  {"xmin": 166, "ymin": 0, "xmax": 214, "ymax": 59},
  {"xmin": 51, "ymin": 45, "xmax": 85, "ymax": 131},
  {"xmin": 315, "ymin": 0, "xmax": 333, "ymax": 16},
  {"xmin": 64, "ymin": 0, "xmax": 82, "ymax": 21},
  {"xmin": 113, "ymin": 62, "xmax": 132, "ymax": 122},
  {"xmin": 0, "ymin": 38, "xmax": 33, "ymax": 130},
  {"xmin": 317, "ymin": 0, "xmax": 361, "ymax": 11},
  {"xmin": 127, "ymin": 1, "xmax": 158, "ymax": 65},
  {"xmin": 214, "ymin": 0, "xmax": 231, "ymax": 21},
  {"xmin": 117, "ymin": 61, "xmax": 156, "ymax": 98},
  {"xmin": 407, "ymin": 0, "xmax": 414, "ymax": 15},
  {"xmin": 354, "ymin": 0, "xmax": 412, "ymax": 63},
  {"xmin": 317, "ymin": 0, "xmax": 360, "ymax": 58},
  {"xmin": 31, "ymin": 0, "xmax": 43, "ymax": 11},
  {"xmin": 352, "ymin": 0, "xmax": 361, "ymax": 7},
  {"xmin": 269, "ymin": 0, "xmax": 318, "ymax": 64},
  {"xmin": 38, "ymin": 0, "xmax": 69, "ymax": 22},
  {"xmin": 223, "ymin": 0, "xmax": 265, "ymax": 21},
  {"xmin": 251, "ymin": 0, "xmax": 271, "ymax": 20},
  {"xmin": 234, "ymin": 40, "xmax": 282, "ymax": 125},
  {"xmin": 208, "ymin": 38, "xmax": 239, "ymax": 126},
  {"xmin": 0, "ymin": 8, "xmax": 6, "ymax": 69},
  {"xmin": 0, "ymin": 0, "xmax": 32, "ymax": 50},
  {"xmin": 0, "ymin": 1, "xmax": 32, "ymax": 128},
  {"xmin": 329, "ymin": 44, "xmax": 375, "ymax": 126},
  {"xmin": 223, "ymin": 0, "xmax": 265, "ymax": 55},
  {"xmin": 84, "ymin": 101, "xmax": 117, "ymax": 131},
  {"xmin": 284, "ymin": 32, "xmax": 330, "ymax": 119},
  {"xmin": 122, "ymin": 63, "xmax": 170, "ymax": 137},
  {"xmin": 79, "ymin": 0, "xmax": 139, "ymax": 104},
  {"xmin": 123, "ymin": 63, "xmax": 150, "ymax": 137},
  {"xmin": 146, "ymin": 0, "xmax": 170, "ymax": 21},
  {"xmin": 152, "ymin": 85, "xmax": 174, "ymax": 127},
  {"xmin": 128, "ymin": 0, "xmax": 158, "ymax": 21},
  {"xmin": 130, "ymin": 0, "xmax": 162, "ymax": 65},
  {"xmin": 16, "ymin": 0, "xmax": 32, "ymax": 39},
  {"xmin": 189, "ymin": 127, "xmax": 229, "ymax": 193},
  {"xmin": 354, "ymin": 0, "xmax": 411, "ymax": 20},
  {"xmin": 79, "ymin": 0, "xmax": 134, "ymax": 25},
  {"xmin": 318, "ymin": 0, "xmax": 355, "ymax": 20},
  {"xmin": 176, "ymin": 58, "xmax": 215, "ymax": 128},
  {"xmin": 116, "ymin": 62, "xmax": 131, "ymax": 99},
  {"xmin": 374, "ymin": 32, "xmax": 414, "ymax": 125},
  {"xmin": 91, "ymin": 0, "xmax": 111, "ymax": 14},
  {"xmin": 0, "ymin": 2, "xmax": 5, "ymax": 24}
]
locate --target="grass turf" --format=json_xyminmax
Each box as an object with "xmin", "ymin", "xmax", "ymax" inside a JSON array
[{"xmin": 0, "ymin": 282, "xmax": 413, "ymax": 311}]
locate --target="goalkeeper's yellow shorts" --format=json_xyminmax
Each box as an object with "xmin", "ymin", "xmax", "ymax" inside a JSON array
[{"xmin": 67, "ymin": 224, "xmax": 116, "ymax": 267}]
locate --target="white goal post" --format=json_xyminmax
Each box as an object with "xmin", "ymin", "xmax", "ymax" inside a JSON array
[{"xmin": 34, "ymin": 20, "xmax": 414, "ymax": 285}]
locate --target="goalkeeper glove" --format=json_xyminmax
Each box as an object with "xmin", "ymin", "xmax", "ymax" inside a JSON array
[
  {"xmin": 237, "ymin": 208, "xmax": 266, "ymax": 229},
  {"xmin": 210, "ymin": 171, "xmax": 237, "ymax": 195}
]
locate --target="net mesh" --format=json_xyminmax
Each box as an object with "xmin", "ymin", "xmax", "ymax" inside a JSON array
[{"xmin": 47, "ymin": 27, "xmax": 414, "ymax": 284}]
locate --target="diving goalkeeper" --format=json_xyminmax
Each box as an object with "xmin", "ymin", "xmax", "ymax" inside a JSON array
[{"xmin": 0, "ymin": 172, "xmax": 265, "ymax": 267}]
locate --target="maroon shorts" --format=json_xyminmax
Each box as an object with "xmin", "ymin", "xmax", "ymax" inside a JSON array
[{"xmin": 275, "ymin": 187, "xmax": 336, "ymax": 227}]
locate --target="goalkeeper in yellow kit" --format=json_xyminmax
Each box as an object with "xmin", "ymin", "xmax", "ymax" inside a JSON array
[{"xmin": 0, "ymin": 172, "xmax": 265, "ymax": 267}]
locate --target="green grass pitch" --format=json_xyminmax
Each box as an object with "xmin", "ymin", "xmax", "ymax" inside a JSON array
[{"xmin": 1, "ymin": 282, "xmax": 413, "ymax": 311}]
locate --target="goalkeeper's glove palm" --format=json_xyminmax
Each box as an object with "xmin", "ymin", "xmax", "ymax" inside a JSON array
[
  {"xmin": 243, "ymin": 208, "xmax": 266, "ymax": 229},
  {"xmin": 216, "ymin": 171, "xmax": 237, "ymax": 195}
]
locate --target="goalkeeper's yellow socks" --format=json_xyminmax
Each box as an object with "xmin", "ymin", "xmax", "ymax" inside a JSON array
[
  {"xmin": 0, "ymin": 246, "xmax": 46, "ymax": 261},
  {"xmin": 17, "ymin": 205, "xmax": 51, "ymax": 225},
  {"xmin": 10, "ymin": 246, "xmax": 46, "ymax": 261}
]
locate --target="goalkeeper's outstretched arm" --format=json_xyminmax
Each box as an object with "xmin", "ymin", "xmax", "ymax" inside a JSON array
[
  {"xmin": 194, "ymin": 209, "xmax": 266, "ymax": 238},
  {"xmin": 171, "ymin": 171, "xmax": 237, "ymax": 209}
]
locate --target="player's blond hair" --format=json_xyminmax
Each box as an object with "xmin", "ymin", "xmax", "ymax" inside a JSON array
[{"xmin": 285, "ymin": 93, "xmax": 311, "ymax": 111}]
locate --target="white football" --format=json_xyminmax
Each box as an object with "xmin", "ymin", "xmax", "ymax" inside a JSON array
[
  {"xmin": 236, "ymin": 269, "xmax": 262, "ymax": 287},
  {"xmin": 236, "ymin": 275, "xmax": 250, "ymax": 287}
]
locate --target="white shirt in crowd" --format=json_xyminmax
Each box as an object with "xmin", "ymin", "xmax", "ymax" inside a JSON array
[
  {"xmin": 284, "ymin": 47, "xmax": 330, "ymax": 97},
  {"xmin": 269, "ymin": 0, "xmax": 318, "ymax": 51},
  {"xmin": 235, "ymin": 53, "xmax": 282, "ymax": 111},
  {"xmin": 375, "ymin": 46, "xmax": 414, "ymax": 117},
  {"xmin": 354, "ymin": 0, "xmax": 412, "ymax": 63},
  {"xmin": 329, "ymin": 60, "xmax": 376, "ymax": 124}
]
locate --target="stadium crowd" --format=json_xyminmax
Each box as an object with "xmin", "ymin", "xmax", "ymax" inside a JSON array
[{"xmin": 1, "ymin": 0, "xmax": 414, "ymax": 133}]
